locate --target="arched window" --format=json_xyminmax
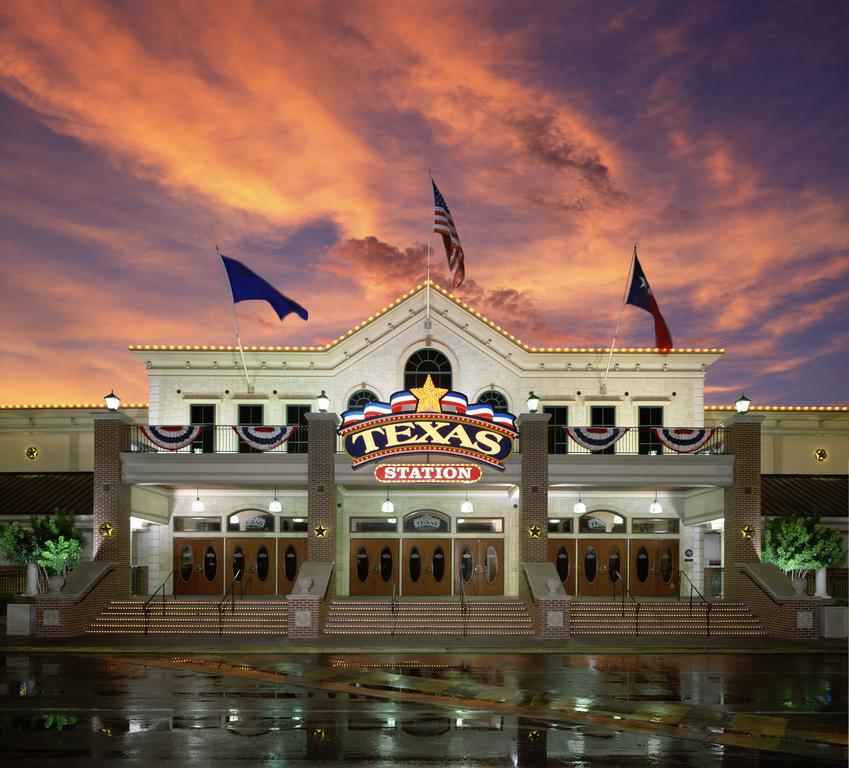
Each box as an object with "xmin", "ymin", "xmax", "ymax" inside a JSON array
[
  {"xmin": 347, "ymin": 389, "xmax": 379, "ymax": 410},
  {"xmin": 404, "ymin": 349, "xmax": 452, "ymax": 390},
  {"xmin": 476, "ymin": 390, "xmax": 509, "ymax": 413}
]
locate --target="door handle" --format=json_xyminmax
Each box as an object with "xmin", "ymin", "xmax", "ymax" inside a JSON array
[
  {"xmin": 474, "ymin": 564, "xmax": 483, "ymax": 574},
  {"xmin": 372, "ymin": 565, "xmax": 379, "ymax": 574},
  {"xmin": 424, "ymin": 565, "xmax": 432, "ymax": 575},
  {"xmin": 248, "ymin": 564, "xmax": 256, "ymax": 574},
  {"xmin": 650, "ymin": 566, "xmax": 660, "ymax": 575},
  {"xmin": 599, "ymin": 565, "xmax": 608, "ymax": 574},
  {"xmin": 195, "ymin": 564, "xmax": 202, "ymax": 573}
]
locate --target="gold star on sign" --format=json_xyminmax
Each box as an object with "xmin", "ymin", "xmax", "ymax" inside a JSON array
[
  {"xmin": 739, "ymin": 524, "xmax": 754, "ymax": 541},
  {"xmin": 527, "ymin": 524, "xmax": 542, "ymax": 539},
  {"xmin": 99, "ymin": 522, "xmax": 114, "ymax": 537},
  {"xmin": 410, "ymin": 375, "xmax": 448, "ymax": 413},
  {"xmin": 313, "ymin": 523, "xmax": 329, "ymax": 539}
]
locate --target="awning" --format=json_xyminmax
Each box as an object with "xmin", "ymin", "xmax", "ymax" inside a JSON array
[
  {"xmin": 761, "ymin": 474, "xmax": 848, "ymax": 518},
  {"xmin": 0, "ymin": 473, "xmax": 93, "ymax": 517}
]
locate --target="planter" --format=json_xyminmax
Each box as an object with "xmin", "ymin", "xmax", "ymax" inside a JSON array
[
  {"xmin": 820, "ymin": 606, "xmax": 848, "ymax": 638},
  {"xmin": 24, "ymin": 562, "xmax": 39, "ymax": 596},
  {"xmin": 791, "ymin": 577, "xmax": 807, "ymax": 595},
  {"xmin": 47, "ymin": 575, "xmax": 65, "ymax": 592}
]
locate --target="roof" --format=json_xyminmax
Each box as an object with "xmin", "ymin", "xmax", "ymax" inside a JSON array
[
  {"xmin": 0, "ymin": 473, "xmax": 93, "ymax": 517},
  {"xmin": 761, "ymin": 474, "xmax": 848, "ymax": 518},
  {"xmin": 128, "ymin": 281, "xmax": 724, "ymax": 355}
]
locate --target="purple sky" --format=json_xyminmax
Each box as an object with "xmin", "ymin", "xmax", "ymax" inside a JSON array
[{"xmin": 1, "ymin": 0, "xmax": 847, "ymax": 406}]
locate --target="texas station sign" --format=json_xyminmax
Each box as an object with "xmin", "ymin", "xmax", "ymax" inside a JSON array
[
  {"xmin": 375, "ymin": 463, "xmax": 482, "ymax": 483},
  {"xmin": 339, "ymin": 376, "xmax": 518, "ymax": 471}
]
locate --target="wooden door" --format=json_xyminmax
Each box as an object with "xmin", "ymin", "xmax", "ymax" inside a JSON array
[
  {"xmin": 349, "ymin": 538, "xmax": 398, "ymax": 596},
  {"xmin": 277, "ymin": 538, "xmax": 308, "ymax": 595},
  {"xmin": 403, "ymin": 539, "xmax": 451, "ymax": 596},
  {"xmin": 547, "ymin": 539, "xmax": 576, "ymax": 595},
  {"xmin": 173, "ymin": 537, "xmax": 224, "ymax": 595},
  {"xmin": 226, "ymin": 538, "xmax": 276, "ymax": 595},
  {"xmin": 577, "ymin": 539, "xmax": 626, "ymax": 597},
  {"xmin": 455, "ymin": 539, "xmax": 504, "ymax": 597},
  {"xmin": 630, "ymin": 539, "xmax": 679, "ymax": 597}
]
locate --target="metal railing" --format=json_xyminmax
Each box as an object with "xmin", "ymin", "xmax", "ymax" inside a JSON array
[
  {"xmin": 390, "ymin": 581, "xmax": 398, "ymax": 636},
  {"xmin": 126, "ymin": 424, "xmax": 307, "ymax": 454},
  {"xmin": 143, "ymin": 569, "xmax": 175, "ymax": 635},
  {"xmin": 218, "ymin": 570, "xmax": 244, "ymax": 635},
  {"xmin": 546, "ymin": 426, "xmax": 727, "ymax": 456},
  {"xmin": 678, "ymin": 570, "xmax": 712, "ymax": 636},
  {"xmin": 458, "ymin": 576, "xmax": 468, "ymax": 637},
  {"xmin": 611, "ymin": 570, "xmax": 641, "ymax": 635}
]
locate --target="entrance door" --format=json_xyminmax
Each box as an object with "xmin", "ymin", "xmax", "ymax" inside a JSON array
[
  {"xmin": 577, "ymin": 539, "xmax": 625, "ymax": 597},
  {"xmin": 403, "ymin": 540, "xmax": 451, "ymax": 596},
  {"xmin": 350, "ymin": 538, "xmax": 397, "ymax": 596},
  {"xmin": 629, "ymin": 539, "xmax": 679, "ymax": 597},
  {"xmin": 173, "ymin": 538, "xmax": 224, "ymax": 595},
  {"xmin": 277, "ymin": 538, "xmax": 308, "ymax": 595},
  {"xmin": 547, "ymin": 539, "xmax": 576, "ymax": 595},
  {"xmin": 455, "ymin": 539, "xmax": 504, "ymax": 597},
  {"xmin": 226, "ymin": 538, "xmax": 276, "ymax": 595}
]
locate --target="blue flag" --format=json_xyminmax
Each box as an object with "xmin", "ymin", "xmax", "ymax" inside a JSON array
[{"xmin": 221, "ymin": 255, "xmax": 308, "ymax": 322}]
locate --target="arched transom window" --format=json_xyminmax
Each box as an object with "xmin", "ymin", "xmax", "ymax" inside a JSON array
[
  {"xmin": 347, "ymin": 389, "xmax": 379, "ymax": 410},
  {"xmin": 476, "ymin": 390, "xmax": 509, "ymax": 413},
  {"xmin": 404, "ymin": 349, "xmax": 452, "ymax": 390}
]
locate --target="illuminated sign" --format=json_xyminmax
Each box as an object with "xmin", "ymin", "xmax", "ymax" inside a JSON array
[
  {"xmin": 375, "ymin": 463, "xmax": 482, "ymax": 483},
  {"xmin": 339, "ymin": 376, "xmax": 518, "ymax": 471}
]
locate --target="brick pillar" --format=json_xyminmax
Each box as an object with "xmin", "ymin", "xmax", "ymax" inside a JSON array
[
  {"xmin": 93, "ymin": 412, "xmax": 133, "ymax": 596},
  {"xmin": 723, "ymin": 414, "xmax": 764, "ymax": 600},
  {"xmin": 517, "ymin": 413, "xmax": 551, "ymax": 563},
  {"xmin": 306, "ymin": 413, "xmax": 337, "ymax": 605}
]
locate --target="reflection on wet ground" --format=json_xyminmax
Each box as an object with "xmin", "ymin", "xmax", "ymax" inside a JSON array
[{"xmin": 0, "ymin": 652, "xmax": 845, "ymax": 766}]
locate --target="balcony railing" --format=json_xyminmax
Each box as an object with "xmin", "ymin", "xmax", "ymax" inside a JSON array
[
  {"xmin": 126, "ymin": 424, "xmax": 308, "ymax": 454},
  {"xmin": 546, "ymin": 426, "xmax": 727, "ymax": 455}
]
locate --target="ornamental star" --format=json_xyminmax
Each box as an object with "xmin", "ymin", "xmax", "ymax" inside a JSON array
[
  {"xmin": 410, "ymin": 374, "xmax": 448, "ymax": 413},
  {"xmin": 527, "ymin": 524, "xmax": 542, "ymax": 539},
  {"xmin": 99, "ymin": 522, "xmax": 114, "ymax": 538},
  {"xmin": 639, "ymin": 276, "xmax": 652, "ymax": 295},
  {"xmin": 313, "ymin": 523, "xmax": 329, "ymax": 539},
  {"xmin": 739, "ymin": 524, "xmax": 754, "ymax": 541}
]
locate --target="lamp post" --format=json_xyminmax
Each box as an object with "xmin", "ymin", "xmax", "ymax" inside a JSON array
[
  {"xmin": 526, "ymin": 391, "xmax": 540, "ymax": 414},
  {"xmin": 104, "ymin": 390, "xmax": 121, "ymax": 411},
  {"xmin": 735, "ymin": 393, "xmax": 751, "ymax": 414},
  {"xmin": 316, "ymin": 390, "xmax": 330, "ymax": 413}
]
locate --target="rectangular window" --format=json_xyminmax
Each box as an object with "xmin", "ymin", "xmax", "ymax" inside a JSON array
[
  {"xmin": 631, "ymin": 517, "xmax": 679, "ymax": 534},
  {"xmin": 543, "ymin": 406, "xmax": 568, "ymax": 454},
  {"xmin": 286, "ymin": 405, "xmax": 310, "ymax": 453},
  {"xmin": 238, "ymin": 404, "xmax": 264, "ymax": 454},
  {"xmin": 174, "ymin": 516, "xmax": 221, "ymax": 532},
  {"xmin": 280, "ymin": 518, "xmax": 309, "ymax": 533},
  {"xmin": 456, "ymin": 518, "xmax": 503, "ymax": 533},
  {"xmin": 638, "ymin": 406, "xmax": 664, "ymax": 455},
  {"xmin": 590, "ymin": 405, "xmax": 616, "ymax": 454},
  {"xmin": 547, "ymin": 518, "xmax": 574, "ymax": 533},
  {"xmin": 190, "ymin": 404, "xmax": 215, "ymax": 453},
  {"xmin": 350, "ymin": 517, "xmax": 398, "ymax": 533}
]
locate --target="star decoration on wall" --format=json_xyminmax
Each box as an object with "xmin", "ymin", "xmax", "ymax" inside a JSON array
[
  {"xmin": 815, "ymin": 448, "xmax": 828, "ymax": 462},
  {"xmin": 99, "ymin": 522, "xmax": 114, "ymax": 537},
  {"xmin": 410, "ymin": 374, "xmax": 448, "ymax": 413},
  {"xmin": 527, "ymin": 524, "xmax": 542, "ymax": 539},
  {"xmin": 527, "ymin": 729, "xmax": 542, "ymax": 742},
  {"xmin": 25, "ymin": 446, "xmax": 38, "ymax": 460},
  {"xmin": 313, "ymin": 523, "xmax": 329, "ymax": 539},
  {"xmin": 312, "ymin": 727, "xmax": 328, "ymax": 742},
  {"xmin": 739, "ymin": 524, "xmax": 754, "ymax": 541}
]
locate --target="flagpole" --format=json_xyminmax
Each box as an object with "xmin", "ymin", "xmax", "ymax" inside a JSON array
[
  {"xmin": 217, "ymin": 245, "xmax": 252, "ymax": 391},
  {"xmin": 426, "ymin": 169, "xmax": 433, "ymax": 324},
  {"xmin": 601, "ymin": 244, "xmax": 637, "ymax": 393}
]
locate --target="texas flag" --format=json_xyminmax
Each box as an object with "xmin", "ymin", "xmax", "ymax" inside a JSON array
[{"xmin": 625, "ymin": 251, "xmax": 673, "ymax": 350}]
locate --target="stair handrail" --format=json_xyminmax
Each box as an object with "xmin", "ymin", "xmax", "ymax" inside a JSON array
[
  {"xmin": 610, "ymin": 570, "xmax": 640, "ymax": 635},
  {"xmin": 458, "ymin": 575, "xmax": 468, "ymax": 637},
  {"xmin": 143, "ymin": 568, "xmax": 175, "ymax": 635},
  {"xmin": 218, "ymin": 570, "xmax": 243, "ymax": 635},
  {"xmin": 390, "ymin": 580, "xmax": 397, "ymax": 636},
  {"xmin": 678, "ymin": 569, "xmax": 712, "ymax": 637}
]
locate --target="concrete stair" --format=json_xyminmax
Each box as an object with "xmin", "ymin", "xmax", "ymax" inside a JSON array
[
  {"xmin": 86, "ymin": 598, "xmax": 288, "ymax": 635},
  {"xmin": 569, "ymin": 600, "xmax": 766, "ymax": 636},
  {"xmin": 324, "ymin": 598, "xmax": 533, "ymax": 636}
]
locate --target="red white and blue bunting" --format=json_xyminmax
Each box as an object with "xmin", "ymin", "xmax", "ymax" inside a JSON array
[
  {"xmin": 232, "ymin": 425, "xmax": 297, "ymax": 451},
  {"xmin": 565, "ymin": 426, "xmax": 629, "ymax": 452},
  {"xmin": 140, "ymin": 425, "xmax": 203, "ymax": 451},
  {"xmin": 653, "ymin": 427, "xmax": 715, "ymax": 454}
]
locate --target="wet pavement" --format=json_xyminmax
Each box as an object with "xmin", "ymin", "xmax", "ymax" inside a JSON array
[{"xmin": 0, "ymin": 651, "xmax": 845, "ymax": 766}]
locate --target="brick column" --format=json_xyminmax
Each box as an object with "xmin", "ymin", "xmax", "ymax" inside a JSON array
[
  {"xmin": 723, "ymin": 414, "xmax": 764, "ymax": 600},
  {"xmin": 517, "ymin": 413, "xmax": 551, "ymax": 563},
  {"xmin": 306, "ymin": 412, "xmax": 337, "ymax": 609},
  {"xmin": 93, "ymin": 411, "xmax": 133, "ymax": 596}
]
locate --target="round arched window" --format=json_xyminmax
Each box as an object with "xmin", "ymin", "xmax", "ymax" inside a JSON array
[
  {"xmin": 404, "ymin": 349, "xmax": 452, "ymax": 390},
  {"xmin": 347, "ymin": 389, "xmax": 379, "ymax": 410},
  {"xmin": 476, "ymin": 390, "xmax": 509, "ymax": 412}
]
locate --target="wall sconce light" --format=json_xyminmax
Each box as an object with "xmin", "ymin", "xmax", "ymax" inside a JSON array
[
  {"xmin": 735, "ymin": 393, "xmax": 751, "ymax": 414},
  {"xmin": 316, "ymin": 390, "xmax": 330, "ymax": 413},
  {"xmin": 191, "ymin": 488, "xmax": 205, "ymax": 513},
  {"xmin": 526, "ymin": 391, "xmax": 540, "ymax": 413},
  {"xmin": 104, "ymin": 390, "xmax": 121, "ymax": 410},
  {"xmin": 268, "ymin": 486, "xmax": 282, "ymax": 513},
  {"xmin": 649, "ymin": 491, "xmax": 662, "ymax": 515}
]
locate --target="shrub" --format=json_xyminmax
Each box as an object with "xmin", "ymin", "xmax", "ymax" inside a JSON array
[
  {"xmin": 36, "ymin": 537, "xmax": 82, "ymax": 578},
  {"xmin": 761, "ymin": 514, "xmax": 847, "ymax": 580},
  {"xmin": 0, "ymin": 522, "xmax": 38, "ymax": 566}
]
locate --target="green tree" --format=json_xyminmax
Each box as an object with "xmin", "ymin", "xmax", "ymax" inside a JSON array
[
  {"xmin": 30, "ymin": 508, "xmax": 85, "ymax": 550},
  {"xmin": 761, "ymin": 514, "xmax": 847, "ymax": 580},
  {"xmin": 37, "ymin": 536, "xmax": 82, "ymax": 577},
  {"xmin": 0, "ymin": 522, "xmax": 38, "ymax": 566}
]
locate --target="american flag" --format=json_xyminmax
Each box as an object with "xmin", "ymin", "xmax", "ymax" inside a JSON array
[{"xmin": 432, "ymin": 180, "xmax": 465, "ymax": 288}]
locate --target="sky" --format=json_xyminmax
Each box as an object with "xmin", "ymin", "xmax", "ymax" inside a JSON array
[{"xmin": 1, "ymin": 0, "xmax": 847, "ymax": 406}]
